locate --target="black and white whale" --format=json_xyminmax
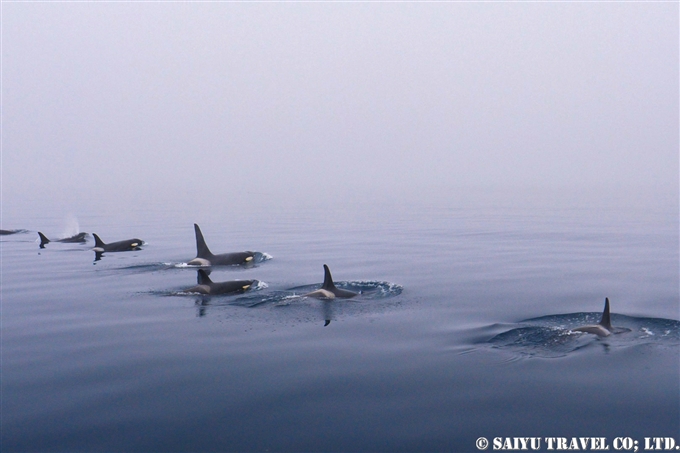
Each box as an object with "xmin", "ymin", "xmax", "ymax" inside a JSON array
[
  {"xmin": 572, "ymin": 298, "xmax": 630, "ymax": 337},
  {"xmin": 38, "ymin": 231, "xmax": 88, "ymax": 248},
  {"xmin": 187, "ymin": 224, "xmax": 256, "ymax": 266},
  {"xmin": 303, "ymin": 264, "xmax": 359, "ymax": 299},
  {"xmin": 184, "ymin": 269, "xmax": 257, "ymax": 295},
  {"xmin": 92, "ymin": 234, "xmax": 143, "ymax": 252}
]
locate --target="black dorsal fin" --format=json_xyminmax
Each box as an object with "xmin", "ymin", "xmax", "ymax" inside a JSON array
[
  {"xmin": 38, "ymin": 232, "xmax": 50, "ymax": 245},
  {"xmin": 93, "ymin": 234, "xmax": 105, "ymax": 248},
  {"xmin": 194, "ymin": 224, "xmax": 213, "ymax": 258},
  {"xmin": 197, "ymin": 269, "xmax": 212, "ymax": 285},
  {"xmin": 599, "ymin": 297, "xmax": 612, "ymax": 330},
  {"xmin": 322, "ymin": 264, "xmax": 336, "ymax": 290}
]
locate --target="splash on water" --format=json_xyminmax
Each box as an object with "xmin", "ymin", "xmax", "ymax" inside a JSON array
[
  {"xmin": 482, "ymin": 313, "xmax": 680, "ymax": 358},
  {"xmin": 62, "ymin": 214, "xmax": 82, "ymax": 238}
]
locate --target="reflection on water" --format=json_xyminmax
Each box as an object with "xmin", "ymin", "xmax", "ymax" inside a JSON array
[
  {"xmin": 2, "ymin": 198, "xmax": 678, "ymax": 451},
  {"xmin": 323, "ymin": 300, "xmax": 332, "ymax": 326},
  {"xmin": 185, "ymin": 279, "xmax": 403, "ymax": 323}
]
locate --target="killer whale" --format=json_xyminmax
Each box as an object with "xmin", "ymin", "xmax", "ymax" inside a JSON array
[
  {"xmin": 92, "ymin": 234, "xmax": 143, "ymax": 252},
  {"xmin": 303, "ymin": 264, "xmax": 358, "ymax": 299},
  {"xmin": 572, "ymin": 298, "xmax": 630, "ymax": 337},
  {"xmin": 184, "ymin": 269, "xmax": 256, "ymax": 295},
  {"xmin": 1, "ymin": 229, "xmax": 24, "ymax": 235},
  {"xmin": 38, "ymin": 232, "xmax": 88, "ymax": 248},
  {"xmin": 187, "ymin": 224, "xmax": 256, "ymax": 266}
]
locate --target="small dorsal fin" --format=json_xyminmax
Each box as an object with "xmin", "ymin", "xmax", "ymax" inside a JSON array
[
  {"xmin": 93, "ymin": 234, "xmax": 105, "ymax": 248},
  {"xmin": 194, "ymin": 224, "xmax": 213, "ymax": 258},
  {"xmin": 38, "ymin": 232, "xmax": 50, "ymax": 245},
  {"xmin": 322, "ymin": 264, "xmax": 336, "ymax": 290},
  {"xmin": 197, "ymin": 269, "xmax": 212, "ymax": 285},
  {"xmin": 599, "ymin": 297, "xmax": 612, "ymax": 330}
]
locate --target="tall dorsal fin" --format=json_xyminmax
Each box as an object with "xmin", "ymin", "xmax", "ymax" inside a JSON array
[
  {"xmin": 38, "ymin": 232, "xmax": 50, "ymax": 245},
  {"xmin": 322, "ymin": 264, "xmax": 336, "ymax": 290},
  {"xmin": 197, "ymin": 269, "xmax": 213, "ymax": 285},
  {"xmin": 93, "ymin": 234, "xmax": 105, "ymax": 248},
  {"xmin": 599, "ymin": 297, "xmax": 612, "ymax": 330},
  {"xmin": 194, "ymin": 224, "xmax": 213, "ymax": 258}
]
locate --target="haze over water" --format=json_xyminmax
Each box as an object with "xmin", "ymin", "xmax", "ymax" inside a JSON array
[{"xmin": 2, "ymin": 3, "xmax": 677, "ymax": 212}]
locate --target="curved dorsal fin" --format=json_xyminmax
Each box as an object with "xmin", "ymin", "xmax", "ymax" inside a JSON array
[
  {"xmin": 197, "ymin": 269, "xmax": 212, "ymax": 285},
  {"xmin": 599, "ymin": 297, "xmax": 612, "ymax": 330},
  {"xmin": 322, "ymin": 264, "xmax": 336, "ymax": 290},
  {"xmin": 38, "ymin": 232, "xmax": 50, "ymax": 245},
  {"xmin": 93, "ymin": 234, "xmax": 105, "ymax": 248},
  {"xmin": 194, "ymin": 224, "xmax": 213, "ymax": 258}
]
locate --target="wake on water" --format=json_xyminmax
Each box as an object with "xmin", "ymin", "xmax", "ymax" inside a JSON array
[
  {"xmin": 171, "ymin": 280, "xmax": 404, "ymax": 322},
  {"xmin": 178, "ymin": 281, "xmax": 403, "ymax": 305},
  {"xmin": 482, "ymin": 313, "xmax": 680, "ymax": 358}
]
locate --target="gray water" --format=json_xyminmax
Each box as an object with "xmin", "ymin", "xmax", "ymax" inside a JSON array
[{"xmin": 2, "ymin": 192, "xmax": 679, "ymax": 452}]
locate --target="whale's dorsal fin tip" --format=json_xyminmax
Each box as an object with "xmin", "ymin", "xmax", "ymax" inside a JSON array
[
  {"xmin": 599, "ymin": 297, "xmax": 612, "ymax": 330},
  {"xmin": 38, "ymin": 232, "xmax": 50, "ymax": 245},
  {"xmin": 93, "ymin": 234, "xmax": 105, "ymax": 248},
  {"xmin": 194, "ymin": 224, "xmax": 213, "ymax": 258},
  {"xmin": 322, "ymin": 264, "xmax": 336, "ymax": 290}
]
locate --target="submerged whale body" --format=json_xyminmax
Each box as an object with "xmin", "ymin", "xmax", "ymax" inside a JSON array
[
  {"xmin": 487, "ymin": 298, "xmax": 671, "ymax": 358},
  {"xmin": 303, "ymin": 264, "xmax": 358, "ymax": 299},
  {"xmin": 38, "ymin": 232, "xmax": 88, "ymax": 248},
  {"xmin": 572, "ymin": 297, "xmax": 630, "ymax": 337},
  {"xmin": 92, "ymin": 234, "xmax": 143, "ymax": 252},
  {"xmin": 184, "ymin": 269, "xmax": 256, "ymax": 295},
  {"xmin": 1, "ymin": 229, "xmax": 24, "ymax": 235},
  {"xmin": 187, "ymin": 224, "xmax": 256, "ymax": 266}
]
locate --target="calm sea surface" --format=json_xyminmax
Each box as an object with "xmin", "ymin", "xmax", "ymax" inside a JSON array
[{"xmin": 2, "ymin": 192, "xmax": 679, "ymax": 452}]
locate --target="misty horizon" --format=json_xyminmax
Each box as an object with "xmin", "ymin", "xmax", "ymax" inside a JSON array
[{"xmin": 2, "ymin": 3, "xmax": 678, "ymax": 217}]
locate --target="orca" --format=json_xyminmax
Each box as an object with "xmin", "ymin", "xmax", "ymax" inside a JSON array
[
  {"xmin": 572, "ymin": 298, "xmax": 630, "ymax": 337},
  {"xmin": 184, "ymin": 269, "xmax": 256, "ymax": 295},
  {"xmin": 303, "ymin": 264, "xmax": 358, "ymax": 299},
  {"xmin": 1, "ymin": 229, "xmax": 23, "ymax": 235},
  {"xmin": 187, "ymin": 224, "xmax": 256, "ymax": 266},
  {"xmin": 92, "ymin": 233, "xmax": 143, "ymax": 252},
  {"xmin": 38, "ymin": 232, "xmax": 88, "ymax": 248}
]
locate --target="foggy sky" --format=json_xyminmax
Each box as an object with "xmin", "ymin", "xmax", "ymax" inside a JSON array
[{"xmin": 2, "ymin": 3, "xmax": 678, "ymax": 212}]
